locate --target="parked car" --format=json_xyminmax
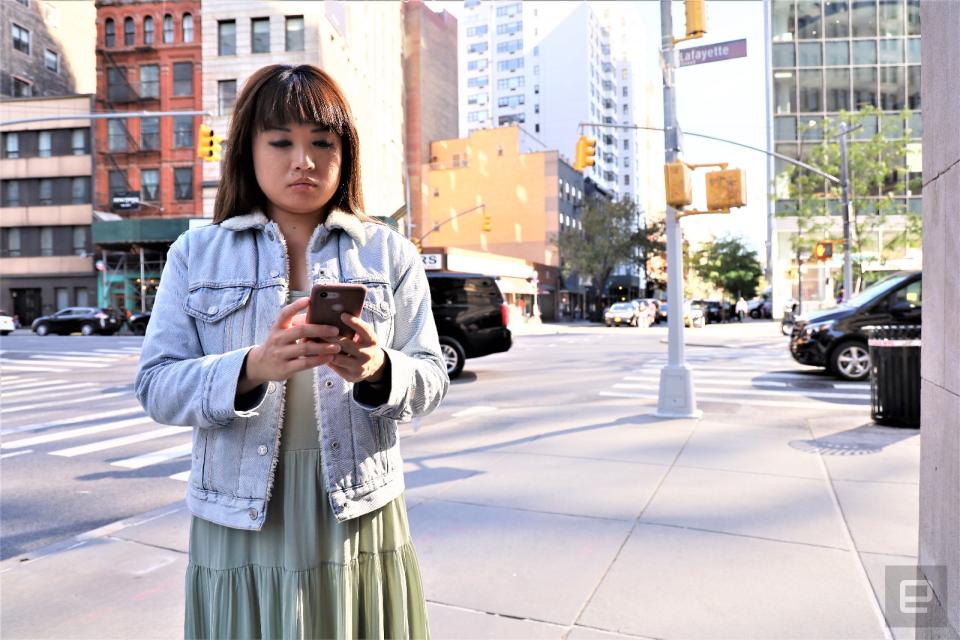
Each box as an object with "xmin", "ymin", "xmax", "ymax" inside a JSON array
[
  {"xmin": 749, "ymin": 290, "xmax": 773, "ymax": 318},
  {"xmin": 696, "ymin": 300, "xmax": 726, "ymax": 324},
  {"xmin": 31, "ymin": 307, "xmax": 123, "ymax": 336},
  {"xmin": 604, "ymin": 302, "xmax": 642, "ymax": 327},
  {"xmin": 0, "ymin": 310, "xmax": 15, "ymax": 336},
  {"xmin": 128, "ymin": 311, "xmax": 151, "ymax": 336},
  {"xmin": 427, "ymin": 272, "xmax": 512, "ymax": 379},
  {"xmin": 790, "ymin": 271, "xmax": 921, "ymax": 381}
]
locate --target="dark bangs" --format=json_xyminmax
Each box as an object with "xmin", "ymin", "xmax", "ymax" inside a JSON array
[{"xmin": 213, "ymin": 64, "xmax": 365, "ymax": 224}]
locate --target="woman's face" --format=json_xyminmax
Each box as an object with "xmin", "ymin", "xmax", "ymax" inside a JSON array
[{"xmin": 252, "ymin": 122, "xmax": 343, "ymax": 219}]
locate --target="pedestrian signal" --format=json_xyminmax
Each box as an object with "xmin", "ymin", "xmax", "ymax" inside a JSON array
[
  {"xmin": 575, "ymin": 135, "xmax": 597, "ymax": 171},
  {"xmin": 197, "ymin": 124, "xmax": 224, "ymax": 162},
  {"xmin": 664, "ymin": 161, "xmax": 693, "ymax": 208},
  {"xmin": 814, "ymin": 241, "xmax": 833, "ymax": 260},
  {"xmin": 705, "ymin": 168, "xmax": 746, "ymax": 211}
]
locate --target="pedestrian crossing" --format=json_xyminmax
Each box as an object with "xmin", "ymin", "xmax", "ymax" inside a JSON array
[
  {"xmin": 0, "ymin": 375, "xmax": 193, "ymax": 483},
  {"xmin": 0, "ymin": 347, "xmax": 141, "ymax": 373}
]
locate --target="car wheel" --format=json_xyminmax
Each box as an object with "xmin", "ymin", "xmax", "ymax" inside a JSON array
[
  {"xmin": 34, "ymin": 323, "xmax": 50, "ymax": 336},
  {"xmin": 438, "ymin": 336, "xmax": 466, "ymax": 379},
  {"xmin": 831, "ymin": 340, "xmax": 871, "ymax": 381},
  {"xmin": 0, "ymin": 330, "xmax": 10, "ymax": 336},
  {"xmin": 80, "ymin": 323, "xmax": 96, "ymax": 336}
]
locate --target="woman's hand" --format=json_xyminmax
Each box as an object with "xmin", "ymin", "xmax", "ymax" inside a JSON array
[
  {"xmin": 323, "ymin": 313, "xmax": 388, "ymax": 384},
  {"xmin": 238, "ymin": 297, "xmax": 341, "ymax": 394}
]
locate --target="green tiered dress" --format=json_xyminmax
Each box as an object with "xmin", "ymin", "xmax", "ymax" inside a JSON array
[{"xmin": 184, "ymin": 290, "xmax": 430, "ymax": 640}]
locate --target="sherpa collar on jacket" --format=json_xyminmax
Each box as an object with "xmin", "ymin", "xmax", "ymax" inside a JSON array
[{"xmin": 219, "ymin": 210, "xmax": 367, "ymax": 246}]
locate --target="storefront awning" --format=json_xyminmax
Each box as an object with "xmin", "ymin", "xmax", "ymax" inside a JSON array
[{"xmin": 496, "ymin": 276, "xmax": 537, "ymax": 296}]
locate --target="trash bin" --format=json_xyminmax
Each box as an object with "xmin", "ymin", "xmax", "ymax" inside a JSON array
[{"xmin": 864, "ymin": 325, "xmax": 921, "ymax": 428}]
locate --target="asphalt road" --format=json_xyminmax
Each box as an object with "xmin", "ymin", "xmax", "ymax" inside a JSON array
[{"xmin": 0, "ymin": 321, "xmax": 868, "ymax": 561}]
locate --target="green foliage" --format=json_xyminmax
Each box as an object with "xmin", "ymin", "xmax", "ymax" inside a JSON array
[{"xmin": 691, "ymin": 235, "xmax": 763, "ymax": 299}]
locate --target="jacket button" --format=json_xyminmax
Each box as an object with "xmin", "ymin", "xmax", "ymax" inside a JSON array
[
  {"xmin": 266, "ymin": 231, "xmax": 275, "ymax": 242},
  {"xmin": 267, "ymin": 382, "xmax": 276, "ymax": 394},
  {"xmin": 257, "ymin": 445, "xmax": 268, "ymax": 456},
  {"xmin": 207, "ymin": 305, "xmax": 218, "ymax": 315},
  {"xmin": 270, "ymin": 269, "xmax": 279, "ymax": 278},
  {"xmin": 331, "ymin": 441, "xmax": 340, "ymax": 450},
  {"xmin": 324, "ymin": 379, "xmax": 334, "ymax": 388},
  {"xmin": 379, "ymin": 301, "xmax": 390, "ymax": 313},
  {"xmin": 248, "ymin": 508, "xmax": 257, "ymax": 520}
]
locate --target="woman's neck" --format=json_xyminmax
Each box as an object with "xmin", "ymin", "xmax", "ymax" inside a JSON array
[{"xmin": 267, "ymin": 206, "xmax": 327, "ymax": 291}]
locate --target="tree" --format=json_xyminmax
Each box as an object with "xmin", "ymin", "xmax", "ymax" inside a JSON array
[
  {"xmin": 556, "ymin": 195, "xmax": 641, "ymax": 306},
  {"xmin": 778, "ymin": 106, "xmax": 920, "ymax": 290},
  {"xmin": 634, "ymin": 216, "xmax": 667, "ymax": 295},
  {"xmin": 691, "ymin": 235, "xmax": 763, "ymax": 299}
]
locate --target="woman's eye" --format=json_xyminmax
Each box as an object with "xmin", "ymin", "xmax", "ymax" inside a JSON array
[
  {"xmin": 268, "ymin": 140, "xmax": 291, "ymax": 148},
  {"xmin": 313, "ymin": 140, "xmax": 333, "ymax": 148}
]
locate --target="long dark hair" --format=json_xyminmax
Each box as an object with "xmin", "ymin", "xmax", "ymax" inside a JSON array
[{"xmin": 213, "ymin": 64, "xmax": 368, "ymax": 224}]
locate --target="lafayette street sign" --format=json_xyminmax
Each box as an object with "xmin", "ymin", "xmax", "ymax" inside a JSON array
[{"xmin": 678, "ymin": 39, "xmax": 748, "ymax": 67}]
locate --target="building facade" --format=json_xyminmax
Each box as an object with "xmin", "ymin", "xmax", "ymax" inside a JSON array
[
  {"xmin": 402, "ymin": 0, "xmax": 458, "ymax": 243},
  {"xmin": 0, "ymin": 94, "xmax": 97, "ymax": 323},
  {"xmin": 200, "ymin": 0, "xmax": 405, "ymax": 220},
  {"xmin": 768, "ymin": 0, "xmax": 922, "ymax": 312}
]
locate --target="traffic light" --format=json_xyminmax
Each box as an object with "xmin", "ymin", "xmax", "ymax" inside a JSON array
[
  {"xmin": 574, "ymin": 135, "xmax": 597, "ymax": 171},
  {"xmin": 664, "ymin": 161, "xmax": 693, "ymax": 207},
  {"xmin": 684, "ymin": 0, "xmax": 707, "ymax": 39},
  {"xmin": 482, "ymin": 211, "xmax": 492, "ymax": 232},
  {"xmin": 814, "ymin": 241, "xmax": 834, "ymax": 261},
  {"xmin": 197, "ymin": 124, "xmax": 223, "ymax": 162},
  {"xmin": 705, "ymin": 168, "xmax": 746, "ymax": 211}
]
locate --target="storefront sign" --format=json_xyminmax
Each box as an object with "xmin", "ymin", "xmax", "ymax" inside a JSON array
[
  {"xmin": 112, "ymin": 191, "xmax": 140, "ymax": 211},
  {"xmin": 421, "ymin": 253, "xmax": 443, "ymax": 271}
]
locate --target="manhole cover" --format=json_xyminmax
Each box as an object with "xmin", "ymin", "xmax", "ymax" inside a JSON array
[{"xmin": 789, "ymin": 439, "xmax": 884, "ymax": 456}]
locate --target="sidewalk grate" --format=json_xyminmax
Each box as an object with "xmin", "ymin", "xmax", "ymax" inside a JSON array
[{"xmin": 788, "ymin": 438, "xmax": 884, "ymax": 456}]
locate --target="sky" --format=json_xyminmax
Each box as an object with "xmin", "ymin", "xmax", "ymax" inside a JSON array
[{"xmin": 426, "ymin": 0, "xmax": 770, "ymax": 257}]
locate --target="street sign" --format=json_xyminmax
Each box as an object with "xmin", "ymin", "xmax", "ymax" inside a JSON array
[{"xmin": 678, "ymin": 38, "xmax": 747, "ymax": 67}]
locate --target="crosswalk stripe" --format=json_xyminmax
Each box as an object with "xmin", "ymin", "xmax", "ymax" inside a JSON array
[
  {"xmin": 50, "ymin": 426, "xmax": 190, "ymax": 457},
  {"xmin": 0, "ymin": 449, "xmax": 33, "ymax": 460},
  {"xmin": 2, "ymin": 382, "xmax": 97, "ymax": 399},
  {"xmin": 0, "ymin": 407, "xmax": 146, "ymax": 436},
  {"xmin": 599, "ymin": 390, "xmax": 869, "ymax": 411},
  {"xmin": 612, "ymin": 382, "xmax": 869, "ymax": 401},
  {"xmin": 1, "ymin": 364, "xmax": 62, "ymax": 373},
  {"xmin": 1, "ymin": 359, "xmax": 108, "ymax": 369},
  {"xmin": 634, "ymin": 368, "xmax": 842, "ymax": 382},
  {"xmin": 113, "ymin": 442, "xmax": 192, "ymax": 469},
  {"xmin": 1, "ymin": 391, "xmax": 128, "ymax": 414},
  {"xmin": 0, "ymin": 379, "xmax": 68, "ymax": 391},
  {"xmin": 1, "ymin": 416, "xmax": 155, "ymax": 449},
  {"xmin": 169, "ymin": 470, "xmax": 190, "ymax": 482},
  {"xmin": 0, "ymin": 376, "xmax": 26, "ymax": 382},
  {"xmin": 622, "ymin": 374, "xmax": 870, "ymax": 393},
  {"xmin": 94, "ymin": 349, "xmax": 140, "ymax": 354},
  {"xmin": 29, "ymin": 354, "xmax": 122, "ymax": 363}
]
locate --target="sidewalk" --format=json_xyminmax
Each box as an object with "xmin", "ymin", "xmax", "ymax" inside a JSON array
[{"xmin": 1, "ymin": 395, "xmax": 920, "ymax": 638}]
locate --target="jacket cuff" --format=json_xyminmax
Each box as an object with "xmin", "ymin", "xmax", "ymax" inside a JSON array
[
  {"xmin": 205, "ymin": 346, "xmax": 268, "ymax": 425},
  {"xmin": 351, "ymin": 347, "xmax": 413, "ymax": 420}
]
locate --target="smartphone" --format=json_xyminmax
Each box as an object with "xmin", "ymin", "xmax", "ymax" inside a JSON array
[{"xmin": 307, "ymin": 283, "xmax": 367, "ymax": 339}]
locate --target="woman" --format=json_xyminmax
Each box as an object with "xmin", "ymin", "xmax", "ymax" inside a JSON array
[{"xmin": 135, "ymin": 64, "xmax": 448, "ymax": 639}]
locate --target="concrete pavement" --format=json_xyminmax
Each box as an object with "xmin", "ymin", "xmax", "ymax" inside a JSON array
[{"xmin": 0, "ymin": 325, "xmax": 924, "ymax": 639}]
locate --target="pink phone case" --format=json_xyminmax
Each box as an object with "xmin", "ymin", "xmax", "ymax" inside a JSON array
[{"xmin": 307, "ymin": 283, "xmax": 367, "ymax": 339}]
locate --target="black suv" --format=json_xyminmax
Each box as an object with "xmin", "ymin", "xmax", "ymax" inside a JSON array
[
  {"xmin": 790, "ymin": 271, "xmax": 921, "ymax": 381},
  {"xmin": 427, "ymin": 272, "xmax": 513, "ymax": 378},
  {"xmin": 31, "ymin": 307, "xmax": 123, "ymax": 336}
]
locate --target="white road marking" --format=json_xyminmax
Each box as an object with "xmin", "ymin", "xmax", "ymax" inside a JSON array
[
  {"xmin": 2, "ymin": 382, "xmax": 98, "ymax": 399},
  {"xmin": 0, "ymin": 407, "xmax": 146, "ymax": 436},
  {"xmin": 0, "ymin": 449, "xmax": 33, "ymax": 459},
  {"xmin": 599, "ymin": 390, "xmax": 869, "ymax": 410},
  {"xmin": 50, "ymin": 426, "xmax": 190, "ymax": 457},
  {"xmin": 2, "ymin": 359, "xmax": 108, "ymax": 369},
  {"xmin": 450, "ymin": 405, "xmax": 499, "ymax": 418},
  {"xmin": 1, "ymin": 364, "xmax": 61, "ymax": 373},
  {"xmin": 112, "ymin": 442, "xmax": 192, "ymax": 469},
  {"xmin": 2, "ymin": 417, "xmax": 155, "ymax": 449},
  {"xmin": 29, "ymin": 354, "xmax": 123, "ymax": 363},
  {"xmin": 622, "ymin": 374, "xmax": 870, "ymax": 395},
  {"xmin": 169, "ymin": 470, "xmax": 190, "ymax": 482},
  {"xmin": 1, "ymin": 391, "xmax": 128, "ymax": 414},
  {"xmin": 613, "ymin": 382, "xmax": 869, "ymax": 401},
  {"xmin": 0, "ymin": 379, "xmax": 68, "ymax": 392}
]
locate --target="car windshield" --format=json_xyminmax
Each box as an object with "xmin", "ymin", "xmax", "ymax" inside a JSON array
[
  {"xmin": 610, "ymin": 303, "xmax": 633, "ymax": 311},
  {"xmin": 842, "ymin": 273, "xmax": 914, "ymax": 308}
]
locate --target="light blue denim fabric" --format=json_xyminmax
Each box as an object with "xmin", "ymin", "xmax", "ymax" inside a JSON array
[{"xmin": 135, "ymin": 210, "xmax": 449, "ymax": 530}]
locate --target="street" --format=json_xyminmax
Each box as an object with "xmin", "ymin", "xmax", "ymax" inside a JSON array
[{"xmin": 0, "ymin": 322, "xmax": 922, "ymax": 638}]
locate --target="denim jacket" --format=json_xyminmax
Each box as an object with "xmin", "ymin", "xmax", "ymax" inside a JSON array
[{"xmin": 135, "ymin": 210, "xmax": 449, "ymax": 529}]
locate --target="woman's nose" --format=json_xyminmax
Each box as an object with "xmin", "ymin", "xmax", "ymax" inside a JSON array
[{"xmin": 293, "ymin": 148, "xmax": 315, "ymax": 171}]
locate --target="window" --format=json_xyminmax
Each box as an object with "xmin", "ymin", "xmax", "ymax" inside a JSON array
[
  {"xmin": 467, "ymin": 76, "xmax": 488, "ymax": 88},
  {"xmin": 174, "ymin": 167, "xmax": 193, "ymax": 200},
  {"xmin": 5, "ymin": 133, "xmax": 19, "ymax": 159},
  {"xmin": 497, "ymin": 76, "xmax": 523, "ymax": 90},
  {"xmin": 252, "ymin": 17, "xmax": 270, "ymax": 53},
  {"xmin": 906, "ymin": 38, "xmax": 920, "ymax": 63},
  {"xmin": 466, "ymin": 93, "xmax": 487, "ymax": 106},
  {"xmin": 174, "ymin": 115, "xmax": 193, "ymax": 148},
  {"xmin": 182, "ymin": 13, "xmax": 193, "ymax": 43},
  {"xmin": 104, "ymin": 18, "xmax": 115, "ymax": 47},
  {"xmin": 109, "ymin": 170, "xmax": 128, "ymax": 196},
  {"xmin": 73, "ymin": 227, "xmax": 87, "ymax": 255},
  {"xmin": 879, "ymin": 66, "xmax": 904, "ymax": 109},
  {"xmin": 496, "ymin": 3, "xmax": 520, "ymax": 18},
  {"xmin": 773, "ymin": 71, "xmax": 795, "ymax": 113},
  {"xmin": 498, "ymin": 113, "xmax": 524, "ymax": 126},
  {"xmin": 13, "ymin": 77, "xmax": 31, "ymax": 97},
  {"xmin": 466, "ymin": 25, "xmax": 487, "ymax": 37},
  {"xmin": 824, "ymin": 0, "xmax": 849, "ymax": 37},
  {"xmin": 163, "ymin": 14, "xmax": 173, "ymax": 43},
  {"xmin": 851, "ymin": 0, "xmax": 878, "ymax": 36},
  {"xmin": 825, "ymin": 68, "xmax": 851, "ymax": 111},
  {"xmin": 623, "ymin": 139, "xmax": 629, "ymax": 150},
  {"xmin": 124, "ymin": 17, "xmax": 134, "ymax": 45},
  {"xmin": 907, "ymin": 0, "xmax": 920, "ymax": 35},
  {"xmin": 7, "ymin": 228, "xmax": 21, "ymax": 256},
  {"xmin": 108, "ymin": 120, "xmax": 128, "ymax": 151},
  {"xmin": 140, "ymin": 168, "xmax": 159, "ymax": 201},
  {"xmin": 12, "ymin": 23, "xmax": 30, "ymax": 54},
  {"xmin": 773, "ymin": 43, "xmax": 795, "ymax": 67},
  {"xmin": 218, "ymin": 20, "xmax": 236, "ymax": 55},
  {"xmin": 71, "ymin": 177, "xmax": 88, "ymax": 204},
  {"xmin": 467, "ymin": 59, "xmax": 488, "ymax": 71},
  {"xmin": 496, "ymin": 21, "xmax": 522, "ymax": 36},
  {"xmin": 878, "ymin": 39, "xmax": 902, "ymax": 64},
  {"xmin": 798, "ymin": 42, "xmax": 821, "ymax": 66},
  {"xmin": 38, "ymin": 131, "xmax": 52, "ymax": 157},
  {"xmin": 45, "ymin": 49, "xmax": 60, "ymax": 73},
  {"xmin": 6, "ymin": 182, "xmax": 21, "ymax": 208},
  {"xmin": 285, "ymin": 16, "xmax": 304, "ymax": 51},
  {"xmin": 853, "ymin": 67, "xmax": 878, "ymax": 108},
  {"xmin": 467, "ymin": 42, "xmax": 488, "ymax": 54},
  {"xmin": 879, "ymin": 0, "xmax": 903, "ymax": 36},
  {"xmin": 107, "ymin": 66, "xmax": 128, "ymax": 101},
  {"xmin": 907, "ymin": 66, "xmax": 920, "ymax": 109},
  {"xmin": 76, "ymin": 287, "xmax": 90, "ymax": 305},
  {"xmin": 497, "ymin": 58, "xmax": 523, "ymax": 72},
  {"xmin": 218, "ymin": 79, "xmax": 237, "ymax": 115},
  {"xmin": 497, "ymin": 39, "xmax": 522, "ymax": 54},
  {"xmin": 467, "ymin": 110, "xmax": 487, "ymax": 123},
  {"xmin": 497, "ymin": 95, "xmax": 524, "ymax": 108},
  {"xmin": 137, "ymin": 64, "xmax": 158, "ymax": 98},
  {"xmin": 40, "ymin": 228, "xmax": 53, "ymax": 256},
  {"xmin": 797, "ymin": 1, "xmax": 822, "ymax": 38},
  {"xmin": 39, "ymin": 179, "xmax": 53, "ymax": 206},
  {"xmin": 140, "ymin": 117, "xmax": 159, "ymax": 150},
  {"xmin": 825, "ymin": 41, "xmax": 849, "ymax": 65},
  {"xmin": 623, "ymin": 175, "xmax": 630, "ymax": 186},
  {"xmin": 72, "ymin": 129, "xmax": 86, "ymax": 155},
  {"xmin": 143, "ymin": 16, "xmax": 154, "ymax": 44},
  {"xmin": 173, "ymin": 62, "xmax": 192, "ymax": 96}
]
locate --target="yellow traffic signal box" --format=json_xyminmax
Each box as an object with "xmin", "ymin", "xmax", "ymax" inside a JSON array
[
  {"xmin": 705, "ymin": 168, "xmax": 746, "ymax": 211},
  {"xmin": 197, "ymin": 124, "xmax": 224, "ymax": 162},
  {"xmin": 814, "ymin": 241, "xmax": 834, "ymax": 260},
  {"xmin": 684, "ymin": 0, "xmax": 706, "ymax": 39},
  {"xmin": 575, "ymin": 135, "xmax": 597, "ymax": 171},
  {"xmin": 664, "ymin": 161, "xmax": 693, "ymax": 208},
  {"xmin": 481, "ymin": 211, "xmax": 492, "ymax": 232}
]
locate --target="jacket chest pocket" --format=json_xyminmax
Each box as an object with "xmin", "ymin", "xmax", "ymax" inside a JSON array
[
  {"xmin": 358, "ymin": 282, "xmax": 396, "ymax": 347},
  {"xmin": 183, "ymin": 284, "xmax": 254, "ymax": 353}
]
